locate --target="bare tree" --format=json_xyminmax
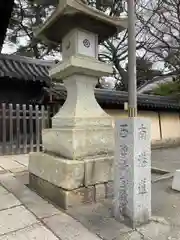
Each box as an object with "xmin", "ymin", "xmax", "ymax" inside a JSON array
[
  {"xmin": 138, "ymin": 0, "xmax": 180, "ymax": 76},
  {"xmin": 98, "ymin": 0, "xmax": 162, "ymax": 90}
]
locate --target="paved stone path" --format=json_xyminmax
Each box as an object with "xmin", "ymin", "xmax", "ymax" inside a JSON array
[
  {"xmin": 0, "ymin": 155, "xmax": 102, "ymax": 240},
  {"xmin": 0, "ymin": 154, "xmax": 28, "ymax": 174},
  {"xmin": 0, "ymin": 174, "xmax": 103, "ymax": 240},
  {"xmin": 0, "ymin": 154, "xmax": 180, "ymax": 239},
  {"xmin": 152, "ymin": 146, "xmax": 180, "ymax": 172}
]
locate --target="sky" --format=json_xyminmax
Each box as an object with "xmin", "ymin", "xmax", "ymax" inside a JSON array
[{"xmin": 2, "ymin": 43, "xmax": 17, "ymax": 54}]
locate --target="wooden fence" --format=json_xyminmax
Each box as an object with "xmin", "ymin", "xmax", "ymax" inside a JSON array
[{"xmin": 0, "ymin": 103, "xmax": 50, "ymax": 155}]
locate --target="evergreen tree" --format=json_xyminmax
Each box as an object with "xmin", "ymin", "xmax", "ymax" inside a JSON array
[{"xmin": 5, "ymin": 0, "xmax": 60, "ymax": 58}]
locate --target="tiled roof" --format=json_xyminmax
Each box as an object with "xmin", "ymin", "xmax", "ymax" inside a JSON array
[
  {"xmin": 0, "ymin": 54, "xmax": 179, "ymax": 111},
  {"xmin": 0, "ymin": 54, "xmax": 54, "ymax": 85},
  {"xmin": 137, "ymin": 75, "xmax": 175, "ymax": 94},
  {"xmin": 50, "ymin": 83, "xmax": 180, "ymax": 111}
]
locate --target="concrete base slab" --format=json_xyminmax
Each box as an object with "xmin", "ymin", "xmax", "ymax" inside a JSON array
[
  {"xmin": 42, "ymin": 212, "xmax": 101, "ymax": 240},
  {"xmin": 136, "ymin": 220, "xmax": 170, "ymax": 240},
  {"xmin": 116, "ymin": 220, "xmax": 170, "ymax": 240},
  {"xmin": 29, "ymin": 173, "xmax": 113, "ymax": 210},
  {"xmin": 172, "ymin": 169, "xmax": 180, "ymax": 191},
  {"xmin": 0, "ymin": 157, "xmax": 26, "ymax": 172},
  {"xmin": 0, "ymin": 193, "xmax": 21, "ymax": 210},
  {"xmin": 0, "ymin": 206, "xmax": 38, "ymax": 235},
  {"xmin": 0, "ymin": 186, "xmax": 9, "ymax": 195},
  {"xmin": 0, "ymin": 223, "xmax": 59, "ymax": 240}
]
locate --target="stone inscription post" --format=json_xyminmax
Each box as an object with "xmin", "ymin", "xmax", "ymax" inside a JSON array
[{"xmin": 114, "ymin": 118, "xmax": 151, "ymax": 227}]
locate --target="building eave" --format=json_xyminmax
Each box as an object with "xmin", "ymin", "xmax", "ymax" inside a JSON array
[
  {"xmin": 49, "ymin": 83, "xmax": 180, "ymax": 111},
  {"xmin": 0, "ymin": 54, "xmax": 55, "ymax": 85}
]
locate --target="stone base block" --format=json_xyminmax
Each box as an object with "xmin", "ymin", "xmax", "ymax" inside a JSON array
[
  {"xmin": 84, "ymin": 155, "xmax": 114, "ymax": 185},
  {"xmin": 172, "ymin": 169, "xmax": 180, "ymax": 191},
  {"xmin": 29, "ymin": 152, "xmax": 113, "ymax": 190},
  {"xmin": 29, "ymin": 152, "xmax": 84, "ymax": 190},
  {"xmin": 28, "ymin": 152, "xmax": 114, "ymax": 209},
  {"xmin": 42, "ymin": 126, "xmax": 113, "ymax": 160},
  {"xmin": 29, "ymin": 173, "xmax": 113, "ymax": 210}
]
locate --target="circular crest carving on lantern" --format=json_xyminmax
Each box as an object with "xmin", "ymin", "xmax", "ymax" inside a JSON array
[{"xmin": 83, "ymin": 39, "xmax": 90, "ymax": 48}]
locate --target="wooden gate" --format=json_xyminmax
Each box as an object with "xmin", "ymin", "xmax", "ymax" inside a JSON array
[{"xmin": 0, "ymin": 103, "xmax": 50, "ymax": 155}]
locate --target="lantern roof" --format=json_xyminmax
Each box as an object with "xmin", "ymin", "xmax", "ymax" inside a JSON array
[{"xmin": 34, "ymin": 0, "xmax": 128, "ymax": 45}]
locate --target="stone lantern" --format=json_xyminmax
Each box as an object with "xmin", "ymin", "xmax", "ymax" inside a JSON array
[{"xmin": 29, "ymin": 0, "xmax": 127, "ymax": 209}]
